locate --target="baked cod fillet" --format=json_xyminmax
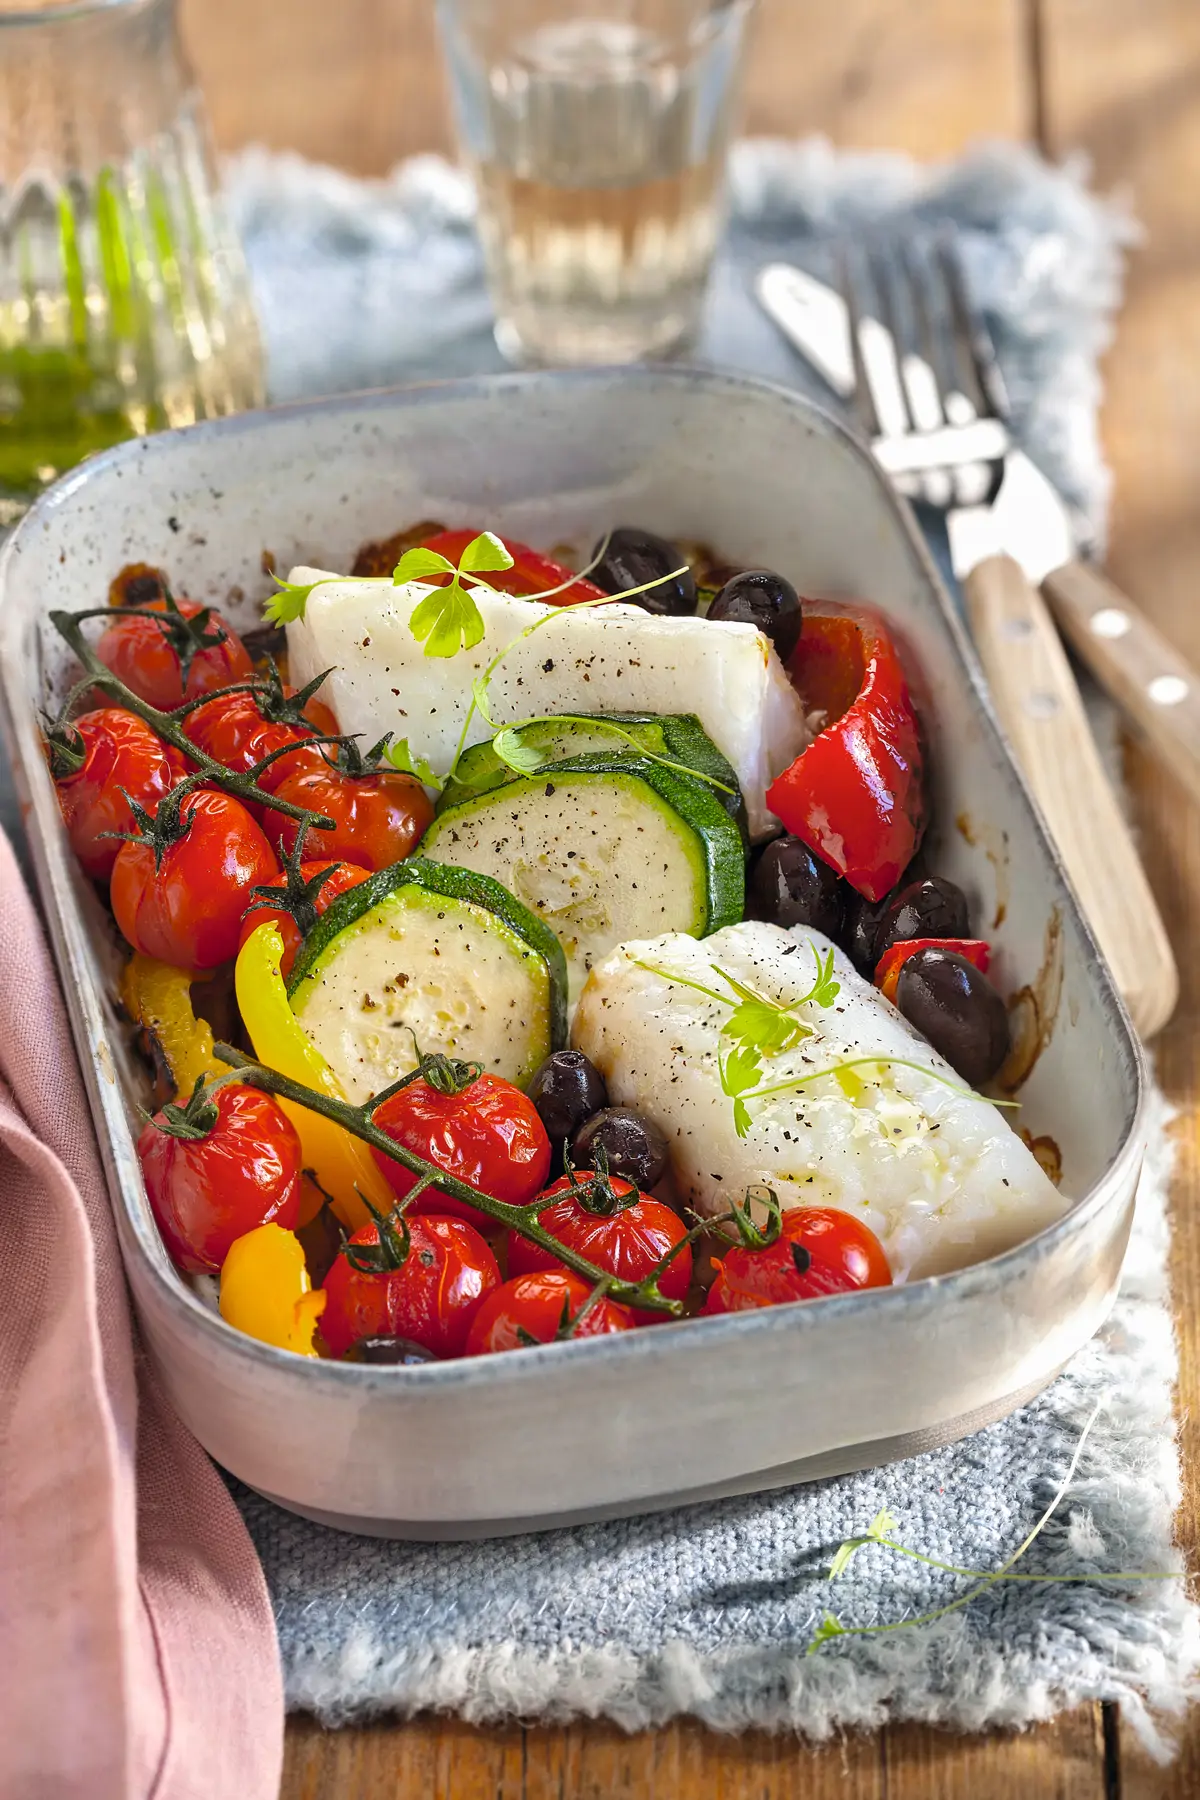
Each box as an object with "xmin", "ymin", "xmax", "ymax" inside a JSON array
[
  {"xmin": 285, "ymin": 568, "xmax": 809, "ymax": 840},
  {"xmin": 572, "ymin": 921, "xmax": 1068, "ymax": 1282}
]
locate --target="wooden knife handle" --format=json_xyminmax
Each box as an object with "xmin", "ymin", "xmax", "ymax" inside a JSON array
[
  {"xmin": 1042, "ymin": 557, "xmax": 1200, "ymax": 810},
  {"xmin": 963, "ymin": 552, "xmax": 1177, "ymax": 1039}
]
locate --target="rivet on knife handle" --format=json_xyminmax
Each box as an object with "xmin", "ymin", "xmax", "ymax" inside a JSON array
[
  {"xmin": 1042, "ymin": 559, "xmax": 1200, "ymax": 814},
  {"xmin": 964, "ymin": 553, "xmax": 1178, "ymax": 1039}
]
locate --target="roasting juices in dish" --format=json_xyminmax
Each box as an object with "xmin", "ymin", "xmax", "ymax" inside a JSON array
[{"xmin": 44, "ymin": 523, "xmax": 1066, "ymax": 1364}]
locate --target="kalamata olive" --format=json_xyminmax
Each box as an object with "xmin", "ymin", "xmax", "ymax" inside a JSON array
[
  {"xmin": 874, "ymin": 876, "xmax": 970, "ymax": 962},
  {"xmin": 571, "ymin": 1106, "xmax": 669, "ymax": 1190},
  {"xmin": 844, "ymin": 889, "xmax": 892, "ymax": 976},
  {"xmin": 527, "ymin": 1049, "xmax": 608, "ymax": 1144},
  {"xmin": 706, "ymin": 569, "xmax": 802, "ymax": 659},
  {"xmin": 590, "ymin": 527, "xmax": 696, "ymax": 617},
  {"xmin": 343, "ymin": 1336, "xmax": 439, "ymax": 1365},
  {"xmin": 749, "ymin": 835, "xmax": 845, "ymax": 938},
  {"xmin": 894, "ymin": 947, "xmax": 1009, "ymax": 1087}
]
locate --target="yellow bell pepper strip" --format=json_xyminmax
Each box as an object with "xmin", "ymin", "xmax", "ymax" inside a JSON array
[
  {"xmin": 120, "ymin": 953, "xmax": 222, "ymax": 1095},
  {"xmin": 234, "ymin": 921, "xmax": 394, "ymax": 1232},
  {"xmin": 219, "ymin": 1223, "xmax": 327, "ymax": 1355}
]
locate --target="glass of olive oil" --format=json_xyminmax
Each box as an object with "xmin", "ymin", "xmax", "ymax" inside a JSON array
[
  {"xmin": 436, "ymin": 0, "xmax": 755, "ymax": 368},
  {"xmin": 0, "ymin": 0, "xmax": 263, "ymax": 523}
]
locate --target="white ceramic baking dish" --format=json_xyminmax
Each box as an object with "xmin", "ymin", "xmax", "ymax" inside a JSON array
[{"xmin": 0, "ymin": 368, "xmax": 1145, "ymax": 1538}]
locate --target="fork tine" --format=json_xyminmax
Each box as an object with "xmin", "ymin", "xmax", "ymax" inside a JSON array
[
  {"xmin": 835, "ymin": 244, "xmax": 883, "ymax": 440},
  {"xmin": 935, "ymin": 236, "xmax": 1011, "ymax": 423},
  {"xmin": 867, "ymin": 248, "xmax": 916, "ymax": 434}
]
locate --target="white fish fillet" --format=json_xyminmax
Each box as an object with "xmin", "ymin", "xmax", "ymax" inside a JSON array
[
  {"xmin": 285, "ymin": 569, "xmax": 809, "ymax": 839},
  {"xmin": 571, "ymin": 921, "xmax": 1068, "ymax": 1282}
]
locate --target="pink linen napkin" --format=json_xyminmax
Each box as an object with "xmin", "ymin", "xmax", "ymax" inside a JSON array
[{"xmin": 0, "ymin": 829, "xmax": 283, "ymax": 1800}]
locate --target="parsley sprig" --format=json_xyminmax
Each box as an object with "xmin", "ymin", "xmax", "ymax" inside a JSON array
[{"xmin": 263, "ymin": 529, "xmax": 517, "ymax": 655}]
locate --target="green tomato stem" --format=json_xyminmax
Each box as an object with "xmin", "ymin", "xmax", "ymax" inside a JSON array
[
  {"xmin": 48, "ymin": 609, "xmax": 337, "ymax": 831},
  {"xmin": 210, "ymin": 1042, "xmax": 684, "ymax": 1316}
]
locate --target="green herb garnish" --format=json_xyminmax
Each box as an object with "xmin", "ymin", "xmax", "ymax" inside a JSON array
[
  {"xmin": 808, "ymin": 1403, "xmax": 1177, "ymax": 1654},
  {"xmin": 398, "ymin": 530, "xmax": 514, "ymax": 659},
  {"xmin": 383, "ymin": 737, "xmax": 443, "ymax": 790}
]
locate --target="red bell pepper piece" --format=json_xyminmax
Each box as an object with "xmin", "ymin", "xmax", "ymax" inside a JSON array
[
  {"xmin": 875, "ymin": 937, "xmax": 991, "ymax": 1003},
  {"xmin": 766, "ymin": 600, "xmax": 926, "ymax": 901},
  {"xmin": 419, "ymin": 529, "xmax": 606, "ymax": 606}
]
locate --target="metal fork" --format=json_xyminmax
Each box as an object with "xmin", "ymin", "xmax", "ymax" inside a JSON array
[{"xmin": 761, "ymin": 238, "xmax": 1178, "ymax": 1039}]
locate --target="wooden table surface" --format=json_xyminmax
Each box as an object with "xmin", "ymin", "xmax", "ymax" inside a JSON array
[{"xmin": 177, "ymin": 1, "xmax": 1200, "ymax": 1793}]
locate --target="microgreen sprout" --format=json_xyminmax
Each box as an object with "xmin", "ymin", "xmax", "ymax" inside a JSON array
[
  {"xmin": 486, "ymin": 713, "xmax": 737, "ymax": 799},
  {"xmin": 629, "ymin": 948, "xmax": 1015, "ymax": 1137},
  {"xmin": 383, "ymin": 738, "xmax": 443, "ymax": 790},
  {"xmin": 807, "ymin": 1402, "xmax": 1179, "ymax": 1654}
]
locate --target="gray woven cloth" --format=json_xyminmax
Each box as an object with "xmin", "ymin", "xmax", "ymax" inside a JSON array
[{"xmin": 224, "ymin": 139, "xmax": 1200, "ymax": 1752}]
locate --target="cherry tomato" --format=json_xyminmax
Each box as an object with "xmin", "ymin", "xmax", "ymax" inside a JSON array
[
  {"xmin": 372, "ymin": 1064, "xmax": 551, "ymax": 1233},
  {"xmin": 50, "ymin": 707, "xmax": 178, "ymax": 880},
  {"xmin": 320, "ymin": 1213, "xmax": 500, "ymax": 1358},
  {"xmin": 465, "ymin": 1269, "xmax": 635, "ymax": 1355},
  {"xmin": 111, "ymin": 787, "xmax": 279, "ymax": 969},
  {"xmin": 137, "ymin": 1082, "xmax": 302, "ymax": 1274},
  {"xmin": 185, "ymin": 684, "xmax": 338, "ymax": 800},
  {"xmin": 269, "ymin": 760, "xmax": 433, "ymax": 871},
  {"xmin": 237, "ymin": 858, "xmax": 371, "ymax": 978},
  {"xmin": 704, "ymin": 1207, "xmax": 892, "ymax": 1315},
  {"xmin": 507, "ymin": 1172, "xmax": 691, "ymax": 1324},
  {"xmin": 419, "ymin": 528, "xmax": 606, "ymax": 606},
  {"xmin": 94, "ymin": 595, "xmax": 254, "ymax": 710}
]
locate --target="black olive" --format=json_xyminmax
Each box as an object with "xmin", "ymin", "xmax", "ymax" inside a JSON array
[
  {"xmin": 527, "ymin": 1050, "xmax": 608, "ymax": 1144},
  {"xmin": 590, "ymin": 527, "xmax": 696, "ymax": 617},
  {"xmin": 343, "ymin": 1336, "xmax": 439, "ymax": 1365},
  {"xmin": 894, "ymin": 948, "xmax": 1010, "ymax": 1087},
  {"xmin": 571, "ymin": 1107, "xmax": 669, "ymax": 1189},
  {"xmin": 706, "ymin": 569, "xmax": 802, "ymax": 659},
  {"xmin": 874, "ymin": 876, "xmax": 970, "ymax": 963},
  {"xmin": 844, "ymin": 889, "xmax": 892, "ymax": 976},
  {"xmin": 748, "ymin": 835, "xmax": 844, "ymax": 938}
]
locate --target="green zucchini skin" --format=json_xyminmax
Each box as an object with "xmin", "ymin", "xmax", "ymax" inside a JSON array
[
  {"xmin": 286, "ymin": 855, "xmax": 569, "ymax": 1050},
  {"xmin": 427, "ymin": 753, "xmax": 746, "ymax": 940},
  {"xmin": 440, "ymin": 711, "xmax": 747, "ymax": 835}
]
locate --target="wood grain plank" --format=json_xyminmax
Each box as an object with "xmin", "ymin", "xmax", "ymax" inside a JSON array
[
  {"xmin": 1039, "ymin": 0, "xmax": 1200, "ymax": 1790},
  {"xmin": 883, "ymin": 1710, "xmax": 1108, "ymax": 1798},
  {"xmin": 281, "ymin": 1714, "xmax": 890, "ymax": 1800},
  {"xmin": 179, "ymin": 0, "xmax": 1034, "ymax": 177}
]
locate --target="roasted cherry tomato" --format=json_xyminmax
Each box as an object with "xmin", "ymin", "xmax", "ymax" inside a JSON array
[
  {"xmin": 49, "ymin": 707, "xmax": 178, "ymax": 880},
  {"xmin": 94, "ymin": 595, "xmax": 254, "ymax": 710},
  {"xmin": 704, "ymin": 1207, "xmax": 892, "ymax": 1315},
  {"xmin": 269, "ymin": 755, "xmax": 433, "ymax": 871},
  {"xmin": 465, "ymin": 1269, "xmax": 636, "ymax": 1355},
  {"xmin": 320, "ymin": 1212, "xmax": 500, "ymax": 1358},
  {"xmin": 767, "ymin": 600, "xmax": 926, "ymax": 902},
  {"xmin": 184, "ymin": 681, "xmax": 338, "ymax": 800},
  {"xmin": 237, "ymin": 858, "xmax": 370, "ymax": 979},
  {"xmin": 372, "ymin": 1059, "xmax": 552, "ymax": 1233},
  {"xmin": 418, "ymin": 528, "xmax": 606, "ymax": 606},
  {"xmin": 507, "ymin": 1170, "xmax": 691, "ymax": 1325},
  {"xmin": 138, "ymin": 1082, "xmax": 303, "ymax": 1274},
  {"xmin": 874, "ymin": 936, "xmax": 990, "ymax": 1004},
  {"xmin": 111, "ymin": 787, "xmax": 279, "ymax": 969}
]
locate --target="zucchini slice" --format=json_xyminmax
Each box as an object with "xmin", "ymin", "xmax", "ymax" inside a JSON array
[
  {"xmin": 420, "ymin": 754, "xmax": 746, "ymax": 998},
  {"xmin": 287, "ymin": 858, "xmax": 568, "ymax": 1103},
  {"xmin": 441, "ymin": 712, "xmax": 745, "ymax": 831}
]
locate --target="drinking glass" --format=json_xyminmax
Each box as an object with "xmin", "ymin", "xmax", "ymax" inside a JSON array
[
  {"xmin": 436, "ymin": 0, "xmax": 755, "ymax": 367},
  {"xmin": 0, "ymin": 0, "xmax": 264, "ymax": 520}
]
